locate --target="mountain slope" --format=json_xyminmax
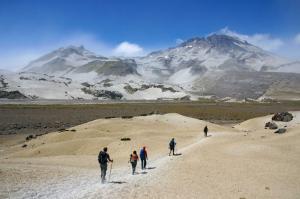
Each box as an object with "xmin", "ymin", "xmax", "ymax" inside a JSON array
[
  {"xmin": 136, "ymin": 34, "xmax": 288, "ymax": 83},
  {"xmin": 1, "ymin": 34, "xmax": 300, "ymax": 101},
  {"xmin": 22, "ymin": 46, "xmax": 139, "ymax": 77}
]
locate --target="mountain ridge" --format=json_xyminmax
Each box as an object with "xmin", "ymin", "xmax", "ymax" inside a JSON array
[{"xmin": 1, "ymin": 34, "xmax": 300, "ymax": 101}]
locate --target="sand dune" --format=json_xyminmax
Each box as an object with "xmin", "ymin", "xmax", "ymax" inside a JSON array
[{"xmin": 1, "ymin": 112, "xmax": 299, "ymax": 198}]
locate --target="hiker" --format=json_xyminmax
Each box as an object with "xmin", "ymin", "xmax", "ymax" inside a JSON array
[
  {"xmin": 140, "ymin": 146, "xmax": 148, "ymax": 170},
  {"xmin": 204, "ymin": 125, "xmax": 208, "ymax": 137},
  {"xmin": 169, "ymin": 138, "xmax": 176, "ymax": 156},
  {"xmin": 98, "ymin": 147, "xmax": 113, "ymax": 183},
  {"xmin": 129, "ymin": 150, "xmax": 139, "ymax": 175}
]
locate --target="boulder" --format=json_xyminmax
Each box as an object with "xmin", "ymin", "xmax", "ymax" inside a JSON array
[
  {"xmin": 120, "ymin": 137, "xmax": 131, "ymax": 141},
  {"xmin": 25, "ymin": 134, "xmax": 36, "ymax": 141},
  {"xmin": 272, "ymin": 112, "xmax": 293, "ymax": 122},
  {"xmin": 265, "ymin": 121, "xmax": 278, "ymax": 129},
  {"xmin": 121, "ymin": 116, "xmax": 133, "ymax": 119},
  {"xmin": 274, "ymin": 128, "xmax": 287, "ymax": 134}
]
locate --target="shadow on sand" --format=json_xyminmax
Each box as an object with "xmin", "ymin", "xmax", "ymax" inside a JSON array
[
  {"xmin": 109, "ymin": 181, "xmax": 127, "ymax": 184},
  {"xmin": 147, "ymin": 167, "xmax": 156, "ymax": 170},
  {"xmin": 135, "ymin": 171, "xmax": 148, "ymax": 175},
  {"xmin": 173, "ymin": 153, "xmax": 182, "ymax": 156}
]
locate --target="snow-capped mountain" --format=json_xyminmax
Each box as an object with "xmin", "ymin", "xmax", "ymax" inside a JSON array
[
  {"xmin": 22, "ymin": 45, "xmax": 139, "ymax": 77},
  {"xmin": 1, "ymin": 34, "xmax": 300, "ymax": 101},
  {"xmin": 23, "ymin": 45, "xmax": 102, "ymax": 75},
  {"xmin": 136, "ymin": 34, "xmax": 288, "ymax": 83}
]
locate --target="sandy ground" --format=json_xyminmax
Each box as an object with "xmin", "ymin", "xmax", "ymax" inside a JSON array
[{"xmin": 0, "ymin": 112, "xmax": 299, "ymax": 199}]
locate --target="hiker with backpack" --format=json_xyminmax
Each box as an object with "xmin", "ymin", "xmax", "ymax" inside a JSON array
[
  {"xmin": 169, "ymin": 138, "xmax": 176, "ymax": 156},
  {"xmin": 98, "ymin": 147, "xmax": 113, "ymax": 183},
  {"xmin": 204, "ymin": 125, "xmax": 208, "ymax": 137},
  {"xmin": 140, "ymin": 146, "xmax": 148, "ymax": 170},
  {"xmin": 129, "ymin": 150, "xmax": 139, "ymax": 175}
]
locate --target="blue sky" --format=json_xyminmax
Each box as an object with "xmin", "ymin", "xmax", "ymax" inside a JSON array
[{"xmin": 0, "ymin": 0, "xmax": 300, "ymax": 70}]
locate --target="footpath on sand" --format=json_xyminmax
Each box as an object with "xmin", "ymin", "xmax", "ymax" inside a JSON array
[
  {"xmin": 80, "ymin": 133, "xmax": 217, "ymax": 198},
  {"xmin": 2, "ymin": 132, "xmax": 216, "ymax": 199}
]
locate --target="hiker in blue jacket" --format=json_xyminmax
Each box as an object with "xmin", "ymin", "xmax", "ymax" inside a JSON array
[{"xmin": 140, "ymin": 146, "xmax": 148, "ymax": 170}]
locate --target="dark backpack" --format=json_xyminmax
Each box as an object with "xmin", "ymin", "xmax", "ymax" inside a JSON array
[
  {"xmin": 169, "ymin": 140, "xmax": 175, "ymax": 148},
  {"xmin": 204, "ymin": 126, "xmax": 208, "ymax": 133},
  {"xmin": 98, "ymin": 151, "xmax": 107, "ymax": 164}
]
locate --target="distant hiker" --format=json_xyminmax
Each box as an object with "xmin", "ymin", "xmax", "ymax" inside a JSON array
[
  {"xmin": 204, "ymin": 125, "xmax": 208, "ymax": 137},
  {"xmin": 98, "ymin": 147, "xmax": 113, "ymax": 183},
  {"xmin": 140, "ymin": 146, "xmax": 148, "ymax": 170},
  {"xmin": 129, "ymin": 150, "xmax": 139, "ymax": 175},
  {"xmin": 169, "ymin": 138, "xmax": 176, "ymax": 156}
]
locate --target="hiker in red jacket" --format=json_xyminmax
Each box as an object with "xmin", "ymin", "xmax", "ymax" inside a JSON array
[{"xmin": 129, "ymin": 150, "xmax": 139, "ymax": 175}]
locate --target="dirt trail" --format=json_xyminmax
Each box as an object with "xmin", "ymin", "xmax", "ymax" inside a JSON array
[{"xmin": 1, "ymin": 112, "xmax": 300, "ymax": 199}]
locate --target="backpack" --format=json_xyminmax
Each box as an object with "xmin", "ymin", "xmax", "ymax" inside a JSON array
[
  {"xmin": 98, "ymin": 151, "xmax": 107, "ymax": 164},
  {"xmin": 204, "ymin": 126, "xmax": 208, "ymax": 133},
  {"xmin": 169, "ymin": 140, "xmax": 175, "ymax": 148}
]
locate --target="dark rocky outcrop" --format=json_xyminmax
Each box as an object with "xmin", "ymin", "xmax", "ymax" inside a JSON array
[
  {"xmin": 124, "ymin": 84, "xmax": 178, "ymax": 94},
  {"xmin": 178, "ymin": 95, "xmax": 191, "ymax": 101},
  {"xmin": 81, "ymin": 87, "xmax": 123, "ymax": 99},
  {"xmin": 274, "ymin": 128, "xmax": 287, "ymax": 134},
  {"xmin": 0, "ymin": 76, "xmax": 8, "ymax": 88},
  {"xmin": 121, "ymin": 116, "xmax": 133, "ymax": 119},
  {"xmin": 19, "ymin": 76, "xmax": 31, "ymax": 80},
  {"xmin": 124, "ymin": 85, "xmax": 138, "ymax": 94},
  {"xmin": 81, "ymin": 82, "xmax": 92, "ymax": 87},
  {"xmin": 120, "ymin": 137, "xmax": 131, "ymax": 141},
  {"xmin": 265, "ymin": 121, "xmax": 278, "ymax": 129},
  {"xmin": 26, "ymin": 134, "xmax": 36, "ymax": 141},
  {"xmin": 272, "ymin": 112, "xmax": 293, "ymax": 122},
  {"xmin": 0, "ymin": 90, "xmax": 27, "ymax": 99}
]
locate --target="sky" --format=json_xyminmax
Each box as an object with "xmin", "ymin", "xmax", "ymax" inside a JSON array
[{"xmin": 0, "ymin": 0, "xmax": 300, "ymax": 71}]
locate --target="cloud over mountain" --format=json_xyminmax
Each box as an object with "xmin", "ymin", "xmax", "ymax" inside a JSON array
[
  {"xmin": 218, "ymin": 27, "xmax": 284, "ymax": 51},
  {"xmin": 113, "ymin": 41, "xmax": 144, "ymax": 57}
]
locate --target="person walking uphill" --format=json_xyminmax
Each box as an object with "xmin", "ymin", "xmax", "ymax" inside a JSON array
[
  {"xmin": 169, "ymin": 138, "xmax": 176, "ymax": 156},
  {"xmin": 204, "ymin": 125, "xmax": 208, "ymax": 137},
  {"xmin": 98, "ymin": 147, "xmax": 113, "ymax": 183},
  {"xmin": 129, "ymin": 150, "xmax": 139, "ymax": 175},
  {"xmin": 140, "ymin": 146, "xmax": 148, "ymax": 170}
]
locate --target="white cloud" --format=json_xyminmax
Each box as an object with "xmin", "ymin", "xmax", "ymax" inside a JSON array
[
  {"xmin": 218, "ymin": 27, "xmax": 284, "ymax": 51},
  {"xmin": 295, "ymin": 33, "xmax": 300, "ymax": 45},
  {"xmin": 176, "ymin": 38, "xmax": 184, "ymax": 45},
  {"xmin": 113, "ymin": 41, "xmax": 144, "ymax": 57}
]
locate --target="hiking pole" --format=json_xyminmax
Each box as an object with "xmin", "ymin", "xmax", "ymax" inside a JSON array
[{"xmin": 108, "ymin": 162, "xmax": 113, "ymax": 182}]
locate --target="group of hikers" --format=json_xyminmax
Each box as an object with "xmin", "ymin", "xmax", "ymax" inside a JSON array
[{"xmin": 98, "ymin": 125, "xmax": 209, "ymax": 183}]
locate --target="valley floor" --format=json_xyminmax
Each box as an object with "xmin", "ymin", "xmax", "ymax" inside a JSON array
[
  {"xmin": 0, "ymin": 112, "xmax": 300, "ymax": 199},
  {"xmin": 1, "ymin": 100, "xmax": 300, "ymax": 136}
]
